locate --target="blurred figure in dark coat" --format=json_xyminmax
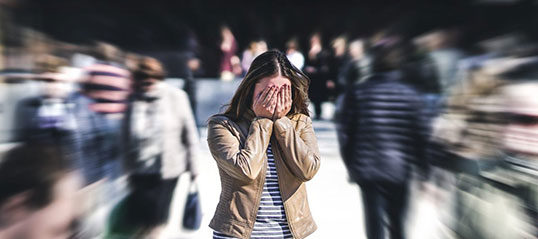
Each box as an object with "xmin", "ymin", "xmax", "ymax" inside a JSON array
[
  {"xmin": 304, "ymin": 32, "xmax": 330, "ymax": 120},
  {"xmin": 337, "ymin": 37, "xmax": 428, "ymax": 239}
]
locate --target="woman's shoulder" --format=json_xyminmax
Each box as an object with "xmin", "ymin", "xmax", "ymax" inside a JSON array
[{"xmin": 207, "ymin": 114, "xmax": 234, "ymax": 125}]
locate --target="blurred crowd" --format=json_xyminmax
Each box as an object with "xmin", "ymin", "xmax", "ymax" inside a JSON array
[
  {"xmin": 0, "ymin": 10, "xmax": 538, "ymax": 239},
  {"xmin": 1, "ymin": 37, "xmax": 202, "ymax": 238}
]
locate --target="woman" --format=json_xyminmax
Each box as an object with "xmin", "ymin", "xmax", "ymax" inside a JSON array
[{"xmin": 208, "ymin": 50, "xmax": 321, "ymax": 239}]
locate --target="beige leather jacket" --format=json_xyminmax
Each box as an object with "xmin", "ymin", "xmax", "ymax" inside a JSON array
[{"xmin": 207, "ymin": 111, "xmax": 321, "ymax": 239}]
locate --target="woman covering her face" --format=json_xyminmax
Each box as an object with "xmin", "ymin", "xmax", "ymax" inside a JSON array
[{"xmin": 207, "ymin": 50, "xmax": 321, "ymax": 239}]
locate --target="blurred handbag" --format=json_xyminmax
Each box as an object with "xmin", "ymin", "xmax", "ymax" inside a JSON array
[{"xmin": 182, "ymin": 180, "xmax": 202, "ymax": 230}]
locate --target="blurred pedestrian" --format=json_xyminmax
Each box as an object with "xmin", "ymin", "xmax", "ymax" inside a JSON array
[
  {"xmin": 219, "ymin": 26, "xmax": 239, "ymax": 81},
  {"xmin": 116, "ymin": 57, "xmax": 199, "ymax": 237},
  {"xmin": 69, "ymin": 43, "xmax": 130, "ymax": 186},
  {"xmin": 497, "ymin": 80, "xmax": 538, "ymax": 237},
  {"xmin": 304, "ymin": 32, "xmax": 330, "ymax": 120},
  {"xmin": 286, "ymin": 37, "xmax": 305, "ymax": 70},
  {"xmin": 15, "ymin": 54, "xmax": 74, "ymax": 143},
  {"xmin": 66, "ymin": 42, "xmax": 131, "ymax": 238},
  {"xmin": 183, "ymin": 31, "xmax": 204, "ymax": 119},
  {"xmin": 241, "ymin": 41, "xmax": 258, "ymax": 74},
  {"xmin": 431, "ymin": 57, "xmax": 538, "ymax": 238},
  {"xmin": 207, "ymin": 50, "xmax": 320, "ymax": 239},
  {"xmin": 242, "ymin": 39, "xmax": 269, "ymax": 74},
  {"xmin": 327, "ymin": 35, "xmax": 349, "ymax": 101},
  {"xmin": 0, "ymin": 143, "xmax": 81, "ymax": 239},
  {"xmin": 422, "ymin": 29, "xmax": 465, "ymax": 96},
  {"xmin": 338, "ymin": 38, "xmax": 428, "ymax": 239},
  {"xmin": 334, "ymin": 39, "xmax": 370, "ymax": 125},
  {"xmin": 337, "ymin": 39, "xmax": 369, "ymax": 93}
]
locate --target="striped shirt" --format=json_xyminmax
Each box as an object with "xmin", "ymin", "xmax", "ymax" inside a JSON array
[
  {"xmin": 214, "ymin": 144, "xmax": 292, "ymax": 239},
  {"xmin": 83, "ymin": 63, "xmax": 131, "ymax": 114}
]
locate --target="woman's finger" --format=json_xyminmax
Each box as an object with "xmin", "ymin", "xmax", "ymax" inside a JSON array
[
  {"xmin": 280, "ymin": 88, "xmax": 285, "ymax": 111},
  {"xmin": 262, "ymin": 86, "xmax": 275, "ymax": 107},
  {"xmin": 256, "ymin": 87, "xmax": 270, "ymax": 106},
  {"xmin": 287, "ymin": 85, "xmax": 292, "ymax": 102},
  {"xmin": 270, "ymin": 95, "xmax": 277, "ymax": 112},
  {"xmin": 264, "ymin": 86, "xmax": 276, "ymax": 103},
  {"xmin": 284, "ymin": 85, "xmax": 291, "ymax": 108},
  {"xmin": 264, "ymin": 86, "xmax": 278, "ymax": 107}
]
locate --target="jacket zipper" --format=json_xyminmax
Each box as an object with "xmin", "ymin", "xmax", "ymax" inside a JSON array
[
  {"xmin": 272, "ymin": 138, "xmax": 297, "ymax": 238},
  {"xmin": 246, "ymin": 149, "xmax": 267, "ymax": 239}
]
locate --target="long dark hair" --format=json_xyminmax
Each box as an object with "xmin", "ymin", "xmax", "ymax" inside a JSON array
[{"xmin": 224, "ymin": 50, "xmax": 310, "ymax": 120}]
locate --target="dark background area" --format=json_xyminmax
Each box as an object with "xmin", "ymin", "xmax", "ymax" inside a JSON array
[{"xmin": 7, "ymin": 0, "xmax": 538, "ymax": 77}]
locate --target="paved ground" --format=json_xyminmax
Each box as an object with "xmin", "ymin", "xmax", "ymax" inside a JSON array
[{"xmin": 163, "ymin": 117, "xmax": 451, "ymax": 239}]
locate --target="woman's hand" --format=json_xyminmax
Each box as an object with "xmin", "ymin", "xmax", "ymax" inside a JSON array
[
  {"xmin": 273, "ymin": 85, "xmax": 292, "ymax": 120},
  {"xmin": 253, "ymin": 86, "xmax": 278, "ymax": 118}
]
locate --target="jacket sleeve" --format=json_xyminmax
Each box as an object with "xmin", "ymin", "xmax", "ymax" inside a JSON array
[
  {"xmin": 273, "ymin": 116, "xmax": 320, "ymax": 182},
  {"xmin": 207, "ymin": 117, "xmax": 273, "ymax": 183}
]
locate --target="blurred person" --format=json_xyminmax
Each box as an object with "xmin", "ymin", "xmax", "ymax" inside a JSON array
[
  {"xmin": 256, "ymin": 40, "xmax": 268, "ymax": 54},
  {"xmin": 337, "ymin": 39, "xmax": 370, "ymax": 92},
  {"xmin": 113, "ymin": 57, "xmax": 199, "ymax": 237},
  {"xmin": 231, "ymin": 55, "xmax": 243, "ymax": 78},
  {"xmin": 185, "ymin": 30, "xmax": 205, "ymax": 78},
  {"xmin": 327, "ymin": 35, "xmax": 349, "ymax": 101},
  {"xmin": 338, "ymin": 39, "xmax": 428, "ymax": 239},
  {"xmin": 220, "ymin": 26, "xmax": 239, "ymax": 81},
  {"xmin": 422, "ymin": 29, "xmax": 465, "ymax": 95},
  {"xmin": 242, "ymin": 39, "xmax": 268, "ymax": 74},
  {"xmin": 285, "ymin": 37, "xmax": 305, "ymax": 70},
  {"xmin": 429, "ymin": 56, "xmax": 508, "ymax": 234},
  {"xmin": 15, "ymin": 54, "xmax": 75, "ymax": 143},
  {"xmin": 66, "ymin": 42, "xmax": 131, "ymax": 238},
  {"xmin": 419, "ymin": 34, "xmax": 536, "ymax": 234},
  {"xmin": 183, "ymin": 31, "xmax": 204, "ymax": 118},
  {"xmin": 432, "ymin": 57, "xmax": 538, "ymax": 238},
  {"xmin": 304, "ymin": 32, "xmax": 330, "ymax": 120},
  {"xmin": 241, "ymin": 41, "xmax": 259, "ymax": 74},
  {"xmin": 69, "ymin": 43, "xmax": 130, "ymax": 186},
  {"xmin": 151, "ymin": 29, "xmax": 203, "ymax": 118},
  {"xmin": 334, "ymin": 39, "xmax": 369, "ymax": 130},
  {"xmin": 186, "ymin": 54, "xmax": 201, "ymax": 120},
  {"xmin": 408, "ymin": 36, "xmax": 441, "ymax": 116},
  {"xmin": 498, "ymin": 80, "xmax": 538, "ymax": 237},
  {"xmin": 207, "ymin": 50, "xmax": 320, "ymax": 239},
  {"xmin": 0, "ymin": 143, "xmax": 81, "ymax": 239}
]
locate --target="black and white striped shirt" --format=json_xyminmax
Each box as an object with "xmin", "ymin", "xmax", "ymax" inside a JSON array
[{"xmin": 214, "ymin": 144, "xmax": 292, "ymax": 239}]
